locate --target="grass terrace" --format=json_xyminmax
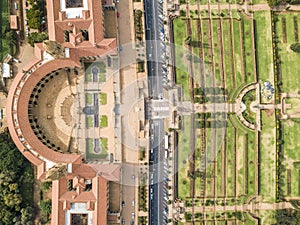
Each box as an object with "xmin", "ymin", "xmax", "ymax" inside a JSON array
[
  {"xmin": 274, "ymin": 13, "xmax": 300, "ymax": 93},
  {"xmin": 84, "ymin": 62, "xmax": 107, "ymax": 83},
  {"xmin": 259, "ymin": 111, "xmax": 276, "ymax": 202},
  {"xmin": 254, "ymin": 11, "xmax": 274, "ymax": 85},
  {"xmin": 86, "ymin": 138, "xmax": 108, "ymax": 159},
  {"xmin": 99, "ymin": 93, "xmax": 107, "ymax": 105},
  {"xmin": 86, "ymin": 116, "xmax": 94, "ymax": 128},
  {"xmin": 177, "ymin": 115, "xmax": 191, "ymax": 199},
  {"xmin": 100, "ymin": 115, "xmax": 108, "ymax": 128}
]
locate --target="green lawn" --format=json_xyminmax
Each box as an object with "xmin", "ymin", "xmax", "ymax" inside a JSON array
[
  {"xmin": 173, "ymin": 18, "xmax": 190, "ymax": 101},
  {"xmin": 242, "ymin": 15, "xmax": 255, "ymax": 83},
  {"xmin": 86, "ymin": 116, "xmax": 93, "ymax": 128},
  {"xmin": 84, "ymin": 62, "xmax": 107, "ymax": 83},
  {"xmin": 85, "ymin": 73, "xmax": 92, "ymax": 82},
  {"xmin": 252, "ymin": 0, "xmax": 268, "ymax": 4},
  {"xmin": 99, "ymin": 93, "xmax": 107, "ymax": 105},
  {"xmin": 222, "ymin": 19, "xmax": 235, "ymax": 93},
  {"xmin": 225, "ymin": 122, "xmax": 237, "ymax": 197},
  {"xmin": 259, "ymin": 111, "xmax": 276, "ymax": 202},
  {"xmin": 275, "ymin": 13, "xmax": 300, "ymax": 93},
  {"xmin": 101, "ymin": 137, "xmax": 108, "ymax": 150},
  {"xmin": 282, "ymin": 120, "xmax": 300, "ymax": 197},
  {"xmin": 86, "ymin": 93, "xmax": 93, "ymax": 105},
  {"xmin": 233, "ymin": 19, "xmax": 244, "ymax": 87},
  {"xmin": 254, "ymin": 11, "xmax": 274, "ymax": 84},
  {"xmin": 100, "ymin": 115, "xmax": 108, "ymax": 127},
  {"xmin": 177, "ymin": 116, "xmax": 191, "ymax": 199},
  {"xmin": 86, "ymin": 138, "xmax": 108, "ymax": 159}
]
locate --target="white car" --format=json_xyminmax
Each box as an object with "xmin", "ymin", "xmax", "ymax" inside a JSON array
[{"xmin": 132, "ymin": 200, "xmax": 135, "ymax": 206}]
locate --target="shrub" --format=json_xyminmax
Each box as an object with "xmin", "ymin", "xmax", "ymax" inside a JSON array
[
  {"xmin": 40, "ymin": 200, "xmax": 52, "ymax": 218},
  {"xmin": 41, "ymin": 181, "xmax": 52, "ymax": 192},
  {"xmin": 291, "ymin": 43, "xmax": 300, "ymax": 52}
]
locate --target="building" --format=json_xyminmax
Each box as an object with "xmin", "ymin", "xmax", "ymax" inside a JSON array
[
  {"xmin": 10, "ymin": 15, "xmax": 19, "ymax": 30},
  {"xmin": 6, "ymin": 0, "xmax": 120, "ymax": 224}
]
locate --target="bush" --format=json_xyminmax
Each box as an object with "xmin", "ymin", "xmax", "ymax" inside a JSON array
[
  {"xmin": 27, "ymin": 32, "xmax": 48, "ymax": 47},
  {"xmin": 290, "ymin": 43, "xmax": 300, "ymax": 53},
  {"xmin": 40, "ymin": 200, "xmax": 52, "ymax": 218},
  {"xmin": 41, "ymin": 181, "xmax": 52, "ymax": 192}
]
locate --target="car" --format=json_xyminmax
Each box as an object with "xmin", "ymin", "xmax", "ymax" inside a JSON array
[
  {"xmin": 25, "ymin": 20, "xmax": 28, "ymax": 25},
  {"xmin": 117, "ymin": 12, "xmax": 120, "ymax": 18},
  {"xmin": 131, "ymin": 212, "xmax": 135, "ymax": 219},
  {"xmin": 130, "ymin": 221, "xmax": 134, "ymax": 225},
  {"xmin": 131, "ymin": 175, "xmax": 135, "ymax": 181},
  {"xmin": 132, "ymin": 200, "xmax": 135, "ymax": 206},
  {"xmin": 121, "ymin": 200, "xmax": 125, "ymax": 207},
  {"xmin": 122, "ymin": 219, "xmax": 125, "ymax": 224}
]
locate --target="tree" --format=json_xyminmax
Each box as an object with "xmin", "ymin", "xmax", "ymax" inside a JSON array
[
  {"xmin": 20, "ymin": 207, "xmax": 34, "ymax": 225},
  {"xmin": 267, "ymin": 0, "xmax": 282, "ymax": 7},
  {"xmin": 40, "ymin": 200, "xmax": 52, "ymax": 218},
  {"xmin": 27, "ymin": 32, "xmax": 48, "ymax": 47},
  {"xmin": 290, "ymin": 43, "xmax": 300, "ymax": 53},
  {"xmin": 27, "ymin": 8, "xmax": 42, "ymax": 30},
  {"xmin": 0, "ymin": 131, "xmax": 33, "ymax": 225}
]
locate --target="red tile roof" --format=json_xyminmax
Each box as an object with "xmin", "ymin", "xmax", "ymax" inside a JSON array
[
  {"xmin": 6, "ymin": 0, "xmax": 119, "ymax": 224},
  {"xmin": 10, "ymin": 15, "xmax": 18, "ymax": 30}
]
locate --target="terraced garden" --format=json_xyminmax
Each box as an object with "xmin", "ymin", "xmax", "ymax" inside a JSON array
[
  {"xmin": 273, "ymin": 12, "xmax": 300, "ymax": 200},
  {"xmin": 173, "ymin": 9, "xmax": 260, "ymax": 224}
]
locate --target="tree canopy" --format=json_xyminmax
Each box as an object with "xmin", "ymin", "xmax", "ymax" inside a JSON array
[
  {"xmin": 27, "ymin": 32, "xmax": 49, "ymax": 47},
  {"xmin": 273, "ymin": 209, "xmax": 300, "ymax": 225},
  {"xmin": 26, "ymin": 0, "xmax": 46, "ymax": 30},
  {"xmin": 0, "ymin": 130, "xmax": 34, "ymax": 225}
]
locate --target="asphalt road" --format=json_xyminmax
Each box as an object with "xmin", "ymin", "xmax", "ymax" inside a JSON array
[{"xmin": 144, "ymin": 0, "xmax": 168, "ymax": 224}]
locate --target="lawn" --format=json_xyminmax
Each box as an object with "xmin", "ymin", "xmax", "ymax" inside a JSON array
[
  {"xmin": 212, "ymin": 20, "xmax": 222, "ymax": 86},
  {"xmin": 236, "ymin": 129, "xmax": 246, "ymax": 196},
  {"xmin": 259, "ymin": 111, "xmax": 276, "ymax": 202},
  {"xmin": 242, "ymin": 15, "xmax": 255, "ymax": 83},
  {"xmin": 86, "ymin": 116, "xmax": 94, "ymax": 128},
  {"xmin": 242, "ymin": 89, "xmax": 256, "ymax": 125},
  {"xmin": 233, "ymin": 19, "xmax": 244, "ymax": 87},
  {"xmin": 84, "ymin": 62, "xmax": 107, "ymax": 83},
  {"xmin": 282, "ymin": 120, "xmax": 300, "ymax": 198},
  {"xmin": 275, "ymin": 13, "xmax": 300, "ymax": 93},
  {"xmin": 254, "ymin": 11, "xmax": 274, "ymax": 85},
  {"xmin": 99, "ymin": 93, "xmax": 107, "ymax": 105},
  {"xmin": 177, "ymin": 116, "xmax": 191, "ymax": 199},
  {"xmin": 86, "ymin": 138, "xmax": 108, "ymax": 159},
  {"xmin": 86, "ymin": 93, "xmax": 93, "ymax": 105},
  {"xmin": 173, "ymin": 18, "xmax": 191, "ymax": 101},
  {"xmin": 222, "ymin": 19, "xmax": 235, "ymax": 93},
  {"xmin": 101, "ymin": 137, "xmax": 108, "ymax": 150},
  {"xmin": 100, "ymin": 115, "xmax": 108, "ymax": 127},
  {"xmin": 85, "ymin": 73, "xmax": 92, "ymax": 82},
  {"xmin": 225, "ymin": 122, "xmax": 237, "ymax": 197},
  {"xmin": 252, "ymin": 0, "xmax": 268, "ymax": 4}
]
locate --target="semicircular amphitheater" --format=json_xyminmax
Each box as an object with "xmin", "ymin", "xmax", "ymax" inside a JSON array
[{"xmin": 6, "ymin": 0, "xmax": 125, "ymax": 224}]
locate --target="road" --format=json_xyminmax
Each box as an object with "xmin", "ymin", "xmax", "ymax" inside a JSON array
[{"xmin": 144, "ymin": 0, "xmax": 168, "ymax": 224}]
